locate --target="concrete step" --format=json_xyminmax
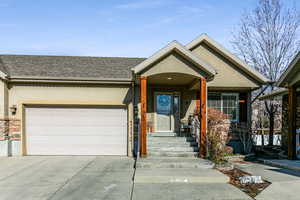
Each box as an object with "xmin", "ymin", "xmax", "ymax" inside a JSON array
[
  {"xmin": 148, "ymin": 146, "xmax": 199, "ymax": 152},
  {"xmin": 148, "ymin": 142, "xmax": 198, "ymax": 148},
  {"xmin": 148, "ymin": 151, "xmax": 199, "ymax": 157},
  {"xmin": 134, "ymin": 168, "xmax": 229, "ymax": 183},
  {"xmin": 147, "ymin": 137, "xmax": 196, "ymax": 143},
  {"xmin": 136, "ymin": 157, "xmax": 213, "ymax": 169},
  {"xmin": 149, "ymin": 132, "xmax": 192, "ymax": 137}
]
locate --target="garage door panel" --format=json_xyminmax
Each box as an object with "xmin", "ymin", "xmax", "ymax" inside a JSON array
[
  {"xmin": 28, "ymin": 136, "xmax": 128, "ymax": 144},
  {"xmin": 27, "ymin": 127, "xmax": 127, "ymax": 136},
  {"xmin": 25, "ymin": 106, "xmax": 128, "ymax": 155},
  {"xmin": 28, "ymin": 139, "xmax": 127, "ymax": 155}
]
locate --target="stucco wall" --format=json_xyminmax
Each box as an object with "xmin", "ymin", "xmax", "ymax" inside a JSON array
[
  {"xmin": 0, "ymin": 80, "xmax": 8, "ymax": 140},
  {"xmin": 8, "ymin": 83, "xmax": 132, "ymax": 118},
  {"xmin": 0, "ymin": 80, "xmax": 8, "ymax": 118},
  {"xmin": 191, "ymin": 43, "xmax": 259, "ymax": 89},
  {"xmin": 141, "ymin": 52, "xmax": 206, "ymax": 78}
]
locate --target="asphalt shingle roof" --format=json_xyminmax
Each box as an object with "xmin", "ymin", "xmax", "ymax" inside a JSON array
[{"xmin": 0, "ymin": 55, "xmax": 146, "ymax": 80}]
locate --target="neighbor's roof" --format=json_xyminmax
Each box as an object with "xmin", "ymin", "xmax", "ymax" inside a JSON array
[
  {"xmin": 277, "ymin": 51, "xmax": 300, "ymax": 87},
  {"xmin": 258, "ymin": 88, "xmax": 288, "ymax": 100},
  {"xmin": 0, "ymin": 55, "xmax": 146, "ymax": 81},
  {"xmin": 186, "ymin": 34, "xmax": 270, "ymax": 84},
  {"xmin": 133, "ymin": 40, "xmax": 217, "ymax": 78}
]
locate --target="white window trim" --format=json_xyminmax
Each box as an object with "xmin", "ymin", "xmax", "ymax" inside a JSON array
[
  {"xmin": 221, "ymin": 93, "xmax": 239, "ymax": 123},
  {"xmin": 208, "ymin": 92, "xmax": 240, "ymax": 122}
]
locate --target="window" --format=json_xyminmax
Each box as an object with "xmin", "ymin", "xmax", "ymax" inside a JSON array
[{"xmin": 208, "ymin": 93, "xmax": 239, "ymax": 122}]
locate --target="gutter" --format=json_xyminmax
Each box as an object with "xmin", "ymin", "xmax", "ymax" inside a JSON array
[{"xmin": 8, "ymin": 77, "xmax": 133, "ymax": 85}]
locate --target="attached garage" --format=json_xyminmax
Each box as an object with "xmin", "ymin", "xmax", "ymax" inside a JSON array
[{"xmin": 24, "ymin": 106, "xmax": 128, "ymax": 156}]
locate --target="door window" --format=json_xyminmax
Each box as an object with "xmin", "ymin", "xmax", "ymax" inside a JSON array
[{"xmin": 156, "ymin": 94, "xmax": 171, "ymax": 115}]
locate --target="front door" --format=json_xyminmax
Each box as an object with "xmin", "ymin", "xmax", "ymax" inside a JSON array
[{"xmin": 155, "ymin": 93, "xmax": 180, "ymax": 132}]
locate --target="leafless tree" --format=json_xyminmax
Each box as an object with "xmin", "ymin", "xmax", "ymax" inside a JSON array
[{"xmin": 231, "ymin": 0, "xmax": 300, "ymax": 146}]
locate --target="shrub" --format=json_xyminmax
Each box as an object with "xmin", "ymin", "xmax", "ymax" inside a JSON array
[{"xmin": 207, "ymin": 108, "xmax": 231, "ymax": 163}]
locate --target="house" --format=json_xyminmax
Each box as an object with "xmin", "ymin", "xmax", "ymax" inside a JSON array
[
  {"xmin": 261, "ymin": 52, "xmax": 300, "ymax": 159},
  {"xmin": 0, "ymin": 34, "xmax": 269, "ymax": 157}
]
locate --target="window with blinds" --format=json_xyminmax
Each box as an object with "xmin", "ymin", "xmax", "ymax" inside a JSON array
[{"xmin": 208, "ymin": 92, "xmax": 239, "ymax": 122}]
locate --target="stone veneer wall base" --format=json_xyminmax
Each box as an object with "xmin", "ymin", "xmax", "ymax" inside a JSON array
[{"xmin": 8, "ymin": 140, "xmax": 21, "ymax": 156}]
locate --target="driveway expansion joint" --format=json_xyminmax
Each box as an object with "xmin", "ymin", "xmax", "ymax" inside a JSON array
[{"xmin": 46, "ymin": 157, "xmax": 97, "ymax": 200}]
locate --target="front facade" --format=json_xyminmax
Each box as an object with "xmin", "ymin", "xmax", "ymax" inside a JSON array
[{"xmin": 0, "ymin": 34, "xmax": 268, "ymax": 157}]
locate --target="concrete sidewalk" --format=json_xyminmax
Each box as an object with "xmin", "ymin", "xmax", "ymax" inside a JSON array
[
  {"xmin": 235, "ymin": 162, "xmax": 300, "ymax": 200},
  {"xmin": 259, "ymin": 159, "xmax": 300, "ymax": 172},
  {"xmin": 132, "ymin": 157, "xmax": 251, "ymax": 200}
]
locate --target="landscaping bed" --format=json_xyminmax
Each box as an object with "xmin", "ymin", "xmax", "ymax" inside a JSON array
[{"xmin": 219, "ymin": 168, "xmax": 271, "ymax": 198}]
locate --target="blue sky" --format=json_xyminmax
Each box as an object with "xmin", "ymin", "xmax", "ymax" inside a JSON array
[{"xmin": 0, "ymin": 0, "xmax": 298, "ymax": 57}]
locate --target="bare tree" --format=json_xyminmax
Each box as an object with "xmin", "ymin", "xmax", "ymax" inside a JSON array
[{"xmin": 232, "ymin": 0, "xmax": 300, "ymax": 146}]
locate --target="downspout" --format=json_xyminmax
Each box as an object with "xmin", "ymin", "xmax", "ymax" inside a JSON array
[{"xmin": 131, "ymin": 71, "xmax": 139, "ymax": 158}]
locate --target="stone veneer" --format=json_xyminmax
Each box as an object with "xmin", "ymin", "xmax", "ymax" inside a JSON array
[{"xmin": 0, "ymin": 118, "xmax": 21, "ymax": 141}]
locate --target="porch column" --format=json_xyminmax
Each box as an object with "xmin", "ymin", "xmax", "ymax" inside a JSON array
[
  {"xmin": 140, "ymin": 76, "xmax": 147, "ymax": 157},
  {"xmin": 288, "ymin": 86, "xmax": 297, "ymax": 160},
  {"xmin": 199, "ymin": 77, "xmax": 207, "ymax": 158}
]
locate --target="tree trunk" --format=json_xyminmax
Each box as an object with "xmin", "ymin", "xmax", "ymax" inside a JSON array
[{"xmin": 268, "ymin": 113, "xmax": 274, "ymax": 146}]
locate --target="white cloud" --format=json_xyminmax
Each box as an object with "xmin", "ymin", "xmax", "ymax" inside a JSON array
[
  {"xmin": 143, "ymin": 5, "xmax": 206, "ymax": 28},
  {"xmin": 115, "ymin": 0, "xmax": 171, "ymax": 10}
]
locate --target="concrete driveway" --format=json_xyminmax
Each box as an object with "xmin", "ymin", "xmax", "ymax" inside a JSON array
[{"xmin": 0, "ymin": 156, "xmax": 134, "ymax": 200}]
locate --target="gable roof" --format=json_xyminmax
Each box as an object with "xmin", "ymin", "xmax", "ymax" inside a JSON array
[
  {"xmin": 277, "ymin": 51, "xmax": 300, "ymax": 87},
  {"xmin": 133, "ymin": 40, "xmax": 217, "ymax": 78},
  {"xmin": 0, "ymin": 55, "xmax": 145, "ymax": 81},
  {"xmin": 186, "ymin": 34, "xmax": 270, "ymax": 84}
]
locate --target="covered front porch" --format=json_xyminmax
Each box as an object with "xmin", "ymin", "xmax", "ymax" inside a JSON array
[
  {"xmin": 132, "ymin": 41, "xmax": 217, "ymax": 158},
  {"xmin": 140, "ymin": 73, "xmax": 207, "ymax": 157}
]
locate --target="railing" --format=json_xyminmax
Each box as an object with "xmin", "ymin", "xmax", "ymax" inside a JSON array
[{"xmin": 189, "ymin": 115, "xmax": 201, "ymax": 148}]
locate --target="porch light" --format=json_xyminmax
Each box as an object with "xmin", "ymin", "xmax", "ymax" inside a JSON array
[
  {"xmin": 10, "ymin": 105, "xmax": 17, "ymax": 115},
  {"xmin": 167, "ymin": 77, "xmax": 172, "ymax": 80}
]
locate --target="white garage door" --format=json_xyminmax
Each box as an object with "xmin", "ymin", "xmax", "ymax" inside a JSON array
[{"xmin": 25, "ymin": 106, "xmax": 127, "ymax": 155}]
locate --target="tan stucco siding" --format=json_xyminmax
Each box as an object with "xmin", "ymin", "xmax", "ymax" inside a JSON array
[
  {"xmin": 0, "ymin": 80, "xmax": 8, "ymax": 118},
  {"xmin": 191, "ymin": 43, "xmax": 259, "ymax": 89},
  {"xmin": 8, "ymin": 83, "xmax": 131, "ymax": 118},
  {"xmin": 141, "ymin": 52, "xmax": 205, "ymax": 78}
]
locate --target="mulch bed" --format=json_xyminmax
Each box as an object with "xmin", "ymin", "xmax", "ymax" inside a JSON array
[{"xmin": 219, "ymin": 168, "xmax": 271, "ymax": 198}]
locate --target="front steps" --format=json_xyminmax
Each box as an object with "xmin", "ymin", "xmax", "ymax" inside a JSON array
[
  {"xmin": 134, "ymin": 133, "xmax": 228, "ymax": 184},
  {"xmin": 147, "ymin": 132, "xmax": 199, "ymax": 158},
  {"xmin": 136, "ymin": 157, "xmax": 213, "ymax": 169}
]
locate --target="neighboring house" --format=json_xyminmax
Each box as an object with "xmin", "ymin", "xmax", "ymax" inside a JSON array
[
  {"xmin": 260, "ymin": 52, "xmax": 300, "ymax": 160},
  {"xmin": 0, "ymin": 34, "xmax": 268, "ymax": 157}
]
